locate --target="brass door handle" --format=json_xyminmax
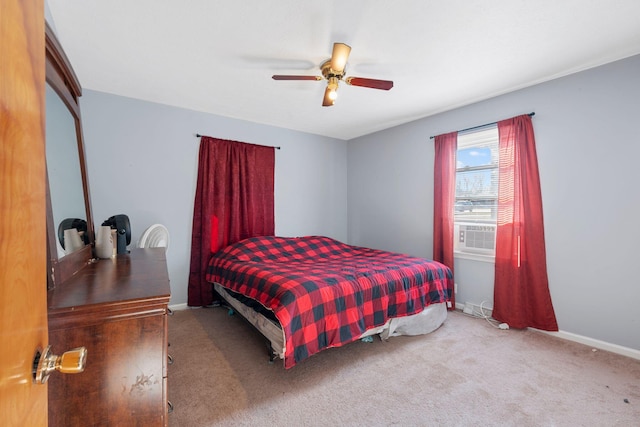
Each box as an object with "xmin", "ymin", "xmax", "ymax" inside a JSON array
[{"xmin": 33, "ymin": 345, "xmax": 87, "ymax": 384}]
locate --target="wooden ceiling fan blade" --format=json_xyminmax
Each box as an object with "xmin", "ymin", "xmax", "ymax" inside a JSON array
[
  {"xmin": 330, "ymin": 43, "xmax": 351, "ymax": 73},
  {"xmin": 322, "ymin": 86, "xmax": 335, "ymax": 107},
  {"xmin": 345, "ymin": 77, "xmax": 393, "ymax": 90},
  {"xmin": 272, "ymin": 75, "xmax": 322, "ymax": 81}
]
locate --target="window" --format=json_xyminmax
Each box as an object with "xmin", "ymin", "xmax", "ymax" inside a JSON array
[{"xmin": 454, "ymin": 125, "xmax": 498, "ymax": 257}]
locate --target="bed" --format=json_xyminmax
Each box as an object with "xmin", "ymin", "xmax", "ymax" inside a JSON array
[{"xmin": 206, "ymin": 235, "xmax": 453, "ymax": 368}]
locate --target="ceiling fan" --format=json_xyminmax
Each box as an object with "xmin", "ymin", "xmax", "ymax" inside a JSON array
[{"xmin": 272, "ymin": 42, "xmax": 394, "ymax": 107}]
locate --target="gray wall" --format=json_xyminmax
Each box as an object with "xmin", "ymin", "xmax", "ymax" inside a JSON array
[
  {"xmin": 80, "ymin": 92, "xmax": 347, "ymax": 306},
  {"xmin": 79, "ymin": 54, "xmax": 639, "ymax": 352},
  {"xmin": 348, "ymin": 54, "xmax": 640, "ymax": 351}
]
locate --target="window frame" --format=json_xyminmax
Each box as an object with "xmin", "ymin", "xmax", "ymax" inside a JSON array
[{"xmin": 453, "ymin": 125, "xmax": 499, "ymax": 262}]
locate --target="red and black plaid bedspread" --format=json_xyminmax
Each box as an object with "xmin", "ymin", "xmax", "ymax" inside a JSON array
[{"xmin": 206, "ymin": 235, "xmax": 453, "ymax": 368}]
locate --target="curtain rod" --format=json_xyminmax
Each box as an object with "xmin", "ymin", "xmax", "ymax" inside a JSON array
[
  {"xmin": 196, "ymin": 133, "xmax": 281, "ymax": 149},
  {"xmin": 429, "ymin": 112, "xmax": 535, "ymax": 140}
]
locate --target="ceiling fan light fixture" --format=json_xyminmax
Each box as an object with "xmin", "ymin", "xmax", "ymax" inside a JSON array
[
  {"xmin": 322, "ymin": 86, "xmax": 335, "ymax": 107},
  {"xmin": 327, "ymin": 76, "xmax": 339, "ymax": 101}
]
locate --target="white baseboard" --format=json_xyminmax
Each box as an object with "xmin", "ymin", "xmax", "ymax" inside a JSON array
[
  {"xmin": 168, "ymin": 302, "xmax": 188, "ymax": 311},
  {"xmin": 453, "ymin": 302, "xmax": 640, "ymax": 360},
  {"xmin": 531, "ymin": 328, "xmax": 640, "ymax": 361}
]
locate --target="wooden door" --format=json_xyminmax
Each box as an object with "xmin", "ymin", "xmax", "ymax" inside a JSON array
[{"xmin": 0, "ymin": 1, "xmax": 48, "ymax": 425}]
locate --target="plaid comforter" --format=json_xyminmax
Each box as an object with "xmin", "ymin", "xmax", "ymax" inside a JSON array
[{"xmin": 206, "ymin": 236, "xmax": 453, "ymax": 368}]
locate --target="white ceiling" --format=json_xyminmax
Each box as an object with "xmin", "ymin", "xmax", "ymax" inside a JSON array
[{"xmin": 47, "ymin": 0, "xmax": 640, "ymax": 140}]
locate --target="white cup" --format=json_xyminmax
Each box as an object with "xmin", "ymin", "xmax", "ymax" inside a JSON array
[
  {"xmin": 63, "ymin": 228, "xmax": 84, "ymax": 254},
  {"xmin": 96, "ymin": 225, "xmax": 114, "ymax": 259}
]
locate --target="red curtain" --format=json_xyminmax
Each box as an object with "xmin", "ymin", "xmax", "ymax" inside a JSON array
[
  {"xmin": 433, "ymin": 131, "xmax": 457, "ymax": 309},
  {"xmin": 493, "ymin": 115, "xmax": 558, "ymax": 330},
  {"xmin": 188, "ymin": 136, "xmax": 275, "ymax": 306}
]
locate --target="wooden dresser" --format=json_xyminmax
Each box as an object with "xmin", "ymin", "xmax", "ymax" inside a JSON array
[{"xmin": 47, "ymin": 248, "xmax": 171, "ymax": 426}]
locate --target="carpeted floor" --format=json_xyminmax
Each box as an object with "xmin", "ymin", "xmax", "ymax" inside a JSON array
[{"xmin": 167, "ymin": 307, "xmax": 640, "ymax": 426}]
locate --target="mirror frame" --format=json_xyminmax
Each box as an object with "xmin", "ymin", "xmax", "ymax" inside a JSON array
[{"xmin": 45, "ymin": 22, "xmax": 95, "ymax": 289}]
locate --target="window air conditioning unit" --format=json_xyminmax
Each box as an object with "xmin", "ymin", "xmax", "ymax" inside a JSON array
[{"xmin": 456, "ymin": 223, "xmax": 496, "ymax": 254}]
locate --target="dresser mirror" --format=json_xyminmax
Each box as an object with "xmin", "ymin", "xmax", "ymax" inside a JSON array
[{"xmin": 45, "ymin": 22, "xmax": 95, "ymax": 289}]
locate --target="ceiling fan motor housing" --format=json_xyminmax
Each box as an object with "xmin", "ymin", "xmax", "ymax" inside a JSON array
[{"xmin": 321, "ymin": 60, "xmax": 345, "ymax": 80}]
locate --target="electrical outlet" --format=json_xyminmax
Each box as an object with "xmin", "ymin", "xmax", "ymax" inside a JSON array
[{"xmin": 462, "ymin": 301, "xmax": 493, "ymax": 317}]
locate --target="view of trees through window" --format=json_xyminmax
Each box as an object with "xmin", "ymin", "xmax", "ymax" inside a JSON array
[{"xmin": 454, "ymin": 126, "xmax": 498, "ymax": 255}]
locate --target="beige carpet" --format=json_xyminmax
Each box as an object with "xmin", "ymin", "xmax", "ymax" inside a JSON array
[{"xmin": 167, "ymin": 307, "xmax": 640, "ymax": 426}]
